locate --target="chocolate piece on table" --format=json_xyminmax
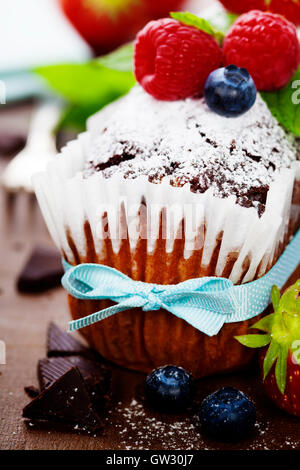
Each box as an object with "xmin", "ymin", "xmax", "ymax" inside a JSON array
[
  {"xmin": 24, "ymin": 386, "xmax": 40, "ymax": 398},
  {"xmin": 23, "ymin": 367, "xmax": 103, "ymax": 432},
  {"xmin": 17, "ymin": 245, "xmax": 64, "ymax": 293},
  {"xmin": 38, "ymin": 356, "xmax": 111, "ymax": 410},
  {"xmin": 47, "ymin": 322, "xmax": 94, "ymax": 358}
]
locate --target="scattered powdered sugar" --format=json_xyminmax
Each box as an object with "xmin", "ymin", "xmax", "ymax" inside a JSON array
[
  {"xmin": 112, "ymin": 399, "xmax": 202, "ymax": 450},
  {"xmin": 84, "ymin": 85, "xmax": 299, "ymax": 214},
  {"xmin": 107, "ymin": 398, "xmax": 300, "ymax": 450}
]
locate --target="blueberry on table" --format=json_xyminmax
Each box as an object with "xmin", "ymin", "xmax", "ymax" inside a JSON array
[
  {"xmin": 204, "ymin": 65, "xmax": 257, "ymax": 118},
  {"xmin": 199, "ymin": 387, "xmax": 256, "ymax": 441},
  {"xmin": 145, "ymin": 365, "xmax": 194, "ymax": 411}
]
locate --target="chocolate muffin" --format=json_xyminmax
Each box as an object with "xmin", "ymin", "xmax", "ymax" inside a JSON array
[{"xmin": 33, "ymin": 86, "xmax": 300, "ymax": 378}]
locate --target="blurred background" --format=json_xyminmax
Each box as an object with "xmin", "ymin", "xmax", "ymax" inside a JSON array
[
  {"xmin": 0, "ymin": 0, "xmax": 217, "ymax": 355},
  {"xmin": 0, "ymin": 0, "xmax": 217, "ymax": 449},
  {"xmin": 0, "ymin": 0, "xmax": 213, "ymax": 134},
  {"xmin": 0, "ymin": 0, "xmax": 215, "ymax": 265}
]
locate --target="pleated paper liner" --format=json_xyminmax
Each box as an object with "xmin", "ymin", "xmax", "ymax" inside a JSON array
[
  {"xmin": 66, "ymin": 207, "xmax": 296, "ymax": 379},
  {"xmin": 33, "ymin": 132, "xmax": 300, "ymax": 378}
]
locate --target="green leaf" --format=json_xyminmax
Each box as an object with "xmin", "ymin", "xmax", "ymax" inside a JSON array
[
  {"xmin": 235, "ymin": 334, "xmax": 271, "ymax": 348},
  {"xmin": 275, "ymin": 344, "xmax": 289, "ymax": 394},
  {"xmin": 35, "ymin": 63, "xmax": 135, "ymax": 106},
  {"xmin": 291, "ymin": 340, "xmax": 300, "ymax": 366},
  {"xmin": 202, "ymin": 5, "xmax": 237, "ymax": 34},
  {"xmin": 271, "ymin": 285, "xmax": 281, "ymax": 312},
  {"xmin": 237, "ymin": 279, "xmax": 300, "ymax": 394},
  {"xmin": 250, "ymin": 313, "xmax": 274, "ymax": 333},
  {"xmin": 96, "ymin": 42, "xmax": 134, "ymax": 72},
  {"xmin": 57, "ymin": 102, "xmax": 108, "ymax": 132},
  {"xmin": 280, "ymin": 280, "xmax": 300, "ymax": 315},
  {"xmin": 261, "ymin": 68, "xmax": 300, "ymax": 137},
  {"xmin": 263, "ymin": 340, "xmax": 280, "ymax": 380},
  {"xmin": 170, "ymin": 12, "xmax": 224, "ymax": 44}
]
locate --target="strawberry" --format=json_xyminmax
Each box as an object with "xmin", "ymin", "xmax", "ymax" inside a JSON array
[
  {"xmin": 59, "ymin": 0, "xmax": 184, "ymax": 55},
  {"xmin": 219, "ymin": 0, "xmax": 265, "ymax": 15},
  {"xmin": 271, "ymin": 0, "xmax": 300, "ymax": 26},
  {"xmin": 219, "ymin": 0, "xmax": 300, "ymax": 25},
  {"xmin": 236, "ymin": 281, "xmax": 300, "ymax": 417}
]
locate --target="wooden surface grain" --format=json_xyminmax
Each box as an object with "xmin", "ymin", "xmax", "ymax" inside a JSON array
[
  {"xmin": 0, "ymin": 102, "xmax": 300, "ymax": 451},
  {"xmin": 1, "ymin": 1, "xmax": 300, "ymax": 444}
]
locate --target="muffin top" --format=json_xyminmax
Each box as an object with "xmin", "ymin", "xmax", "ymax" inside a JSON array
[{"xmin": 84, "ymin": 86, "xmax": 299, "ymax": 215}]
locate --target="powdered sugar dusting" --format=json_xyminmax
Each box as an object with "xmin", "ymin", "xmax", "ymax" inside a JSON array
[
  {"xmin": 106, "ymin": 397, "xmax": 300, "ymax": 450},
  {"xmin": 85, "ymin": 86, "xmax": 298, "ymax": 214},
  {"xmin": 112, "ymin": 399, "xmax": 203, "ymax": 450}
]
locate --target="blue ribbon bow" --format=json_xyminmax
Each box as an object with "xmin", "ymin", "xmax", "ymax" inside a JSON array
[{"xmin": 62, "ymin": 230, "xmax": 300, "ymax": 337}]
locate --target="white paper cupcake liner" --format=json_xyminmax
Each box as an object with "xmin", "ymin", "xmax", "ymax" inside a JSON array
[{"xmin": 33, "ymin": 131, "xmax": 300, "ymax": 285}]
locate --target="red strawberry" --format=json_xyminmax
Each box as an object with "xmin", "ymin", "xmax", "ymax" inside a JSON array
[
  {"xmin": 271, "ymin": 0, "xmax": 300, "ymax": 26},
  {"xmin": 223, "ymin": 10, "xmax": 299, "ymax": 91},
  {"xmin": 219, "ymin": 0, "xmax": 300, "ymax": 25},
  {"xmin": 147, "ymin": 0, "xmax": 184, "ymax": 17},
  {"xmin": 134, "ymin": 18, "xmax": 223, "ymax": 100},
  {"xmin": 219, "ymin": 0, "xmax": 265, "ymax": 14},
  {"xmin": 236, "ymin": 281, "xmax": 300, "ymax": 417},
  {"xmin": 260, "ymin": 349, "xmax": 300, "ymax": 416},
  {"xmin": 59, "ymin": 0, "xmax": 184, "ymax": 55}
]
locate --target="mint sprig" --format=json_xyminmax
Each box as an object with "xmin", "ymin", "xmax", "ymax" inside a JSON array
[
  {"xmin": 236, "ymin": 281, "xmax": 300, "ymax": 394},
  {"xmin": 261, "ymin": 68, "xmax": 300, "ymax": 138},
  {"xmin": 170, "ymin": 11, "xmax": 225, "ymax": 44},
  {"xmin": 96, "ymin": 42, "xmax": 134, "ymax": 72},
  {"xmin": 34, "ymin": 43, "xmax": 135, "ymax": 131}
]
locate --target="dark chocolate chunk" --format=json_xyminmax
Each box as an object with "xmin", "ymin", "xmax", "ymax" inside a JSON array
[
  {"xmin": 23, "ymin": 367, "xmax": 103, "ymax": 432},
  {"xmin": 47, "ymin": 322, "xmax": 93, "ymax": 358},
  {"xmin": 17, "ymin": 245, "xmax": 64, "ymax": 293},
  {"xmin": 24, "ymin": 386, "xmax": 40, "ymax": 398},
  {"xmin": 38, "ymin": 356, "xmax": 111, "ymax": 410}
]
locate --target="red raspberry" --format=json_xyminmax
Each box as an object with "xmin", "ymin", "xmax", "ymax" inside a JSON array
[
  {"xmin": 220, "ymin": 0, "xmax": 300, "ymax": 25},
  {"xmin": 134, "ymin": 18, "xmax": 223, "ymax": 101},
  {"xmin": 223, "ymin": 10, "xmax": 299, "ymax": 91}
]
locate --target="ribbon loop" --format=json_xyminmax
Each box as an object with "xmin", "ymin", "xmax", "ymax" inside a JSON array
[{"xmin": 62, "ymin": 230, "xmax": 300, "ymax": 337}]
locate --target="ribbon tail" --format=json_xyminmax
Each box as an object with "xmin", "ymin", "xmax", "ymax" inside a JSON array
[
  {"xmin": 165, "ymin": 304, "xmax": 228, "ymax": 337},
  {"xmin": 68, "ymin": 296, "xmax": 145, "ymax": 332}
]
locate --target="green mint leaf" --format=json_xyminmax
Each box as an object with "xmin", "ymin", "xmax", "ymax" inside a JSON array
[
  {"xmin": 235, "ymin": 334, "xmax": 271, "ymax": 348},
  {"xmin": 34, "ymin": 63, "xmax": 135, "ymax": 106},
  {"xmin": 275, "ymin": 344, "xmax": 288, "ymax": 394},
  {"xmin": 170, "ymin": 12, "xmax": 224, "ymax": 44},
  {"xmin": 57, "ymin": 102, "xmax": 106, "ymax": 132},
  {"xmin": 250, "ymin": 313, "xmax": 274, "ymax": 333},
  {"xmin": 261, "ymin": 68, "xmax": 300, "ymax": 137},
  {"xmin": 96, "ymin": 42, "xmax": 134, "ymax": 72},
  {"xmin": 203, "ymin": 8, "xmax": 237, "ymax": 34},
  {"xmin": 263, "ymin": 340, "xmax": 280, "ymax": 380}
]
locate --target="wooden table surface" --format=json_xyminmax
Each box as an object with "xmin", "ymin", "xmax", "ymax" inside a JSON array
[
  {"xmin": 0, "ymin": 101, "xmax": 300, "ymax": 451},
  {"xmin": 1, "ymin": 0, "xmax": 300, "ymax": 444}
]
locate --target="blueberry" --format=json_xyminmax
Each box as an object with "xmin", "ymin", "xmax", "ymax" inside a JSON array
[
  {"xmin": 204, "ymin": 65, "xmax": 257, "ymax": 118},
  {"xmin": 199, "ymin": 387, "xmax": 256, "ymax": 441},
  {"xmin": 145, "ymin": 365, "xmax": 194, "ymax": 411}
]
